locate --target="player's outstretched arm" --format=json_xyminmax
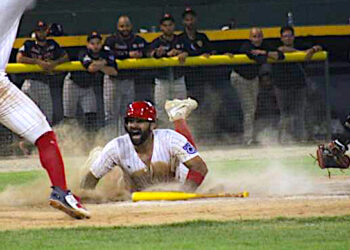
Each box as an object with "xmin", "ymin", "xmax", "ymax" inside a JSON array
[
  {"xmin": 183, "ymin": 156, "xmax": 208, "ymax": 192},
  {"xmin": 81, "ymin": 141, "xmax": 118, "ymax": 189},
  {"xmin": 16, "ymin": 52, "xmax": 39, "ymax": 64},
  {"xmin": 80, "ymin": 171, "xmax": 100, "ymax": 189}
]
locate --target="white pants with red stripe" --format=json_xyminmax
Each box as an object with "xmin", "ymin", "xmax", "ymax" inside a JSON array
[{"xmin": 0, "ymin": 73, "xmax": 51, "ymax": 143}]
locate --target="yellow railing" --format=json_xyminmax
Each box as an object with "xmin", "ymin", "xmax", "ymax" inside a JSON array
[
  {"xmin": 5, "ymin": 51, "xmax": 327, "ymax": 74},
  {"xmin": 12, "ymin": 24, "xmax": 350, "ymax": 49}
]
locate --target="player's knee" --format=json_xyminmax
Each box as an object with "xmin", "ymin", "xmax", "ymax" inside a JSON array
[{"xmin": 35, "ymin": 130, "xmax": 57, "ymax": 147}]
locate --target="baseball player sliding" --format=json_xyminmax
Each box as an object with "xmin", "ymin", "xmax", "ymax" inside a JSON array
[
  {"xmin": 81, "ymin": 98, "xmax": 208, "ymax": 192},
  {"xmin": 0, "ymin": 0, "xmax": 89, "ymax": 219}
]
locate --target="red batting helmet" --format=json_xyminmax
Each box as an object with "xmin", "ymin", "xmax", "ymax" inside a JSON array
[{"xmin": 125, "ymin": 101, "xmax": 157, "ymax": 122}]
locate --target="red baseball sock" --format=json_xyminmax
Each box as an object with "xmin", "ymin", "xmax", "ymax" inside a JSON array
[
  {"xmin": 35, "ymin": 131, "xmax": 67, "ymax": 190},
  {"xmin": 174, "ymin": 119, "xmax": 197, "ymax": 149}
]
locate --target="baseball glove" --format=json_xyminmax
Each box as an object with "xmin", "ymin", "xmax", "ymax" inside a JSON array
[{"xmin": 316, "ymin": 141, "xmax": 350, "ymax": 169}]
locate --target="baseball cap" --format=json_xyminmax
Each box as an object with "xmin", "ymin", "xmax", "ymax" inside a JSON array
[
  {"xmin": 182, "ymin": 7, "xmax": 197, "ymax": 18},
  {"xmin": 35, "ymin": 21, "xmax": 48, "ymax": 31},
  {"xmin": 160, "ymin": 13, "xmax": 175, "ymax": 24},
  {"xmin": 87, "ymin": 31, "xmax": 102, "ymax": 42}
]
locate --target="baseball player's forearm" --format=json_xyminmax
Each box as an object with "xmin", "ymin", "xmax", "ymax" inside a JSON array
[
  {"xmin": 278, "ymin": 46, "xmax": 299, "ymax": 53},
  {"xmin": 305, "ymin": 45, "xmax": 322, "ymax": 53},
  {"xmin": 16, "ymin": 54, "xmax": 39, "ymax": 64},
  {"xmin": 101, "ymin": 66, "xmax": 118, "ymax": 76},
  {"xmin": 177, "ymin": 52, "xmax": 188, "ymax": 64},
  {"xmin": 184, "ymin": 169, "xmax": 207, "ymax": 192},
  {"xmin": 52, "ymin": 54, "xmax": 69, "ymax": 66},
  {"xmin": 80, "ymin": 171, "xmax": 100, "ymax": 190},
  {"xmin": 150, "ymin": 50, "xmax": 157, "ymax": 58},
  {"xmin": 304, "ymin": 45, "xmax": 323, "ymax": 58},
  {"xmin": 183, "ymin": 156, "xmax": 208, "ymax": 191},
  {"xmin": 87, "ymin": 63, "xmax": 104, "ymax": 73},
  {"xmin": 151, "ymin": 49, "xmax": 163, "ymax": 58},
  {"xmin": 267, "ymin": 51, "xmax": 284, "ymax": 60}
]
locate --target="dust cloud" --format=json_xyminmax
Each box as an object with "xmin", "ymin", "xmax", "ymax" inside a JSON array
[
  {"xmin": 200, "ymin": 162, "xmax": 327, "ymax": 197},
  {"xmin": 0, "ymin": 123, "xmax": 129, "ymax": 206},
  {"xmin": 199, "ymin": 133, "xmax": 326, "ymax": 197},
  {"xmin": 0, "ymin": 177, "xmax": 50, "ymax": 206},
  {"xmin": 0, "ymin": 123, "xmax": 329, "ymax": 206}
]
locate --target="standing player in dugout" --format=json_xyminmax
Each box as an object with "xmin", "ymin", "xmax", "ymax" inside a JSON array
[
  {"xmin": 149, "ymin": 14, "xmax": 189, "ymax": 124},
  {"xmin": 81, "ymin": 98, "xmax": 208, "ymax": 192},
  {"xmin": 16, "ymin": 20, "xmax": 69, "ymax": 124},
  {"xmin": 64, "ymin": 31, "xmax": 118, "ymax": 131},
  {"xmin": 178, "ymin": 8, "xmax": 211, "ymax": 57},
  {"xmin": 0, "ymin": 0, "xmax": 90, "ymax": 219},
  {"xmin": 103, "ymin": 15, "xmax": 147, "ymax": 136}
]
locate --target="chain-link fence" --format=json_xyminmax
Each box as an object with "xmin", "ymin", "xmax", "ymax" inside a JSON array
[{"xmin": 1, "ymin": 52, "xmax": 329, "ymax": 155}]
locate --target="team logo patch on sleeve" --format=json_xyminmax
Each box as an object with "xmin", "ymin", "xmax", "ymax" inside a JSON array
[{"xmin": 183, "ymin": 142, "xmax": 197, "ymax": 154}]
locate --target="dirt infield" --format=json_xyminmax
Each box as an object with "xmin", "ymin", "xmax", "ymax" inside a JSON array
[
  {"xmin": 0, "ymin": 195, "xmax": 350, "ymax": 230},
  {"xmin": 1, "ymin": 145, "xmax": 350, "ymax": 231},
  {"xmin": 1, "ymin": 174, "xmax": 350, "ymax": 231}
]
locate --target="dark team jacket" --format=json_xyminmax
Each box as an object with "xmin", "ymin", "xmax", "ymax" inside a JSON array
[
  {"xmin": 177, "ymin": 31, "xmax": 211, "ymax": 56},
  {"xmin": 150, "ymin": 34, "xmax": 186, "ymax": 58},
  {"xmin": 70, "ymin": 49, "xmax": 117, "ymax": 88},
  {"xmin": 149, "ymin": 35, "xmax": 186, "ymax": 79},
  {"xmin": 176, "ymin": 31, "xmax": 216, "ymax": 83},
  {"xmin": 18, "ymin": 39, "xmax": 66, "ymax": 81},
  {"xmin": 104, "ymin": 32, "xmax": 147, "ymax": 80},
  {"xmin": 272, "ymin": 43, "xmax": 314, "ymax": 89},
  {"xmin": 104, "ymin": 32, "xmax": 147, "ymax": 59},
  {"xmin": 234, "ymin": 41, "xmax": 285, "ymax": 80}
]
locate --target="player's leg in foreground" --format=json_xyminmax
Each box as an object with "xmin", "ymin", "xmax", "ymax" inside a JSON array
[
  {"xmin": 0, "ymin": 0, "xmax": 88, "ymax": 219},
  {"xmin": 165, "ymin": 97, "xmax": 198, "ymax": 148},
  {"xmin": 165, "ymin": 98, "xmax": 208, "ymax": 188},
  {"xmin": 0, "ymin": 76, "xmax": 90, "ymax": 219}
]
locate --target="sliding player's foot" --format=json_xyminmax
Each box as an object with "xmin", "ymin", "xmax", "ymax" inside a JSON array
[
  {"xmin": 49, "ymin": 186, "xmax": 91, "ymax": 219},
  {"xmin": 165, "ymin": 98, "xmax": 198, "ymax": 121}
]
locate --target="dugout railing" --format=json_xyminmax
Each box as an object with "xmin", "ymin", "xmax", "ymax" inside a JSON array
[{"xmin": 1, "ymin": 51, "xmax": 329, "ymax": 155}]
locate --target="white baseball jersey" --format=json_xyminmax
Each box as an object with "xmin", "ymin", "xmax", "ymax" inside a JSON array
[
  {"xmin": 91, "ymin": 129, "xmax": 199, "ymax": 190},
  {"xmin": 0, "ymin": 0, "xmax": 51, "ymax": 144}
]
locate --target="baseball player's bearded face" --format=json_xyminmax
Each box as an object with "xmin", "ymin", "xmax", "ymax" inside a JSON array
[
  {"xmin": 35, "ymin": 30, "xmax": 47, "ymax": 42},
  {"xmin": 183, "ymin": 14, "xmax": 196, "ymax": 30},
  {"xmin": 125, "ymin": 118, "xmax": 155, "ymax": 145},
  {"xmin": 161, "ymin": 21, "xmax": 175, "ymax": 36},
  {"xmin": 281, "ymin": 30, "xmax": 295, "ymax": 47},
  {"xmin": 87, "ymin": 38, "xmax": 103, "ymax": 53},
  {"xmin": 118, "ymin": 19, "xmax": 132, "ymax": 38}
]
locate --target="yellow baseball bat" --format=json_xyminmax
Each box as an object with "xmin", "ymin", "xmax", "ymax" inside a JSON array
[{"xmin": 132, "ymin": 191, "xmax": 249, "ymax": 202}]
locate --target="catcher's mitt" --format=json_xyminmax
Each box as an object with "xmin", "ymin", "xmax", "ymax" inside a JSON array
[{"xmin": 316, "ymin": 141, "xmax": 350, "ymax": 169}]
